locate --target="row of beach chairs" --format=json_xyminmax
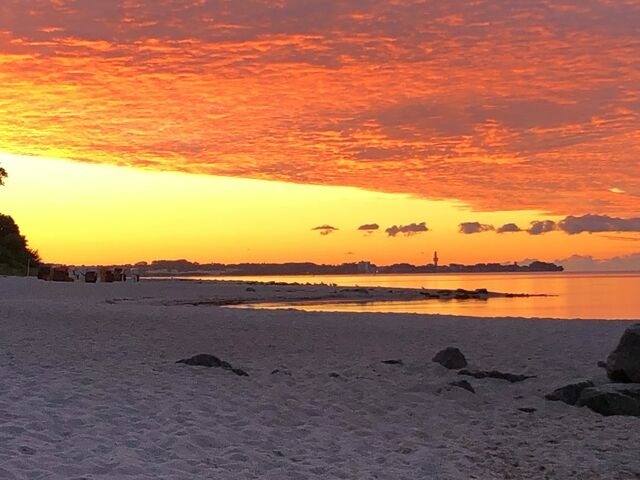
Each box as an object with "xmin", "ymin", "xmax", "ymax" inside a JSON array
[{"xmin": 37, "ymin": 266, "xmax": 137, "ymax": 283}]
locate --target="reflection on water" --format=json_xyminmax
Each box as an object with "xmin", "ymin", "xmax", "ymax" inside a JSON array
[{"xmin": 196, "ymin": 272, "xmax": 640, "ymax": 320}]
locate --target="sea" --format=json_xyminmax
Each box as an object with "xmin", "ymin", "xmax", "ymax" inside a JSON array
[{"xmin": 180, "ymin": 272, "xmax": 640, "ymax": 320}]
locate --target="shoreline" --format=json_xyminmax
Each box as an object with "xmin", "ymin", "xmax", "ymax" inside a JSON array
[
  {"xmin": 5, "ymin": 275, "xmax": 540, "ymax": 307},
  {"xmin": 150, "ymin": 280, "xmax": 544, "ymax": 307}
]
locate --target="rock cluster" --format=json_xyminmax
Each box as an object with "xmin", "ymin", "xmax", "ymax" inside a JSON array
[
  {"xmin": 545, "ymin": 381, "xmax": 594, "ymax": 405},
  {"xmin": 421, "ymin": 288, "xmax": 490, "ymax": 300},
  {"xmin": 433, "ymin": 346, "xmax": 536, "ymax": 397},
  {"xmin": 546, "ymin": 324, "xmax": 640, "ymax": 417},
  {"xmin": 577, "ymin": 384, "xmax": 640, "ymax": 417}
]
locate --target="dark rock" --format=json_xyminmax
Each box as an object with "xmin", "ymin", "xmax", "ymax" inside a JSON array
[
  {"xmin": 606, "ymin": 324, "xmax": 640, "ymax": 383},
  {"xmin": 459, "ymin": 369, "xmax": 535, "ymax": 383},
  {"xmin": 381, "ymin": 359, "xmax": 404, "ymax": 365},
  {"xmin": 577, "ymin": 384, "xmax": 640, "ymax": 417},
  {"xmin": 177, "ymin": 354, "xmax": 248, "ymax": 377},
  {"xmin": 177, "ymin": 354, "xmax": 230, "ymax": 368},
  {"xmin": 246, "ymin": 287, "xmax": 256, "ymax": 292},
  {"xmin": 271, "ymin": 367, "xmax": 292, "ymax": 376},
  {"xmin": 545, "ymin": 380, "xmax": 594, "ymax": 405},
  {"xmin": 449, "ymin": 380, "xmax": 475, "ymax": 393},
  {"xmin": 19, "ymin": 446, "xmax": 36, "ymax": 455},
  {"xmin": 518, "ymin": 407, "xmax": 536, "ymax": 413},
  {"xmin": 433, "ymin": 347, "xmax": 468, "ymax": 370},
  {"xmin": 329, "ymin": 372, "xmax": 341, "ymax": 378},
  {"xmin": 597, "ymin": 360, "xmax": 606, "ymax": 369}
]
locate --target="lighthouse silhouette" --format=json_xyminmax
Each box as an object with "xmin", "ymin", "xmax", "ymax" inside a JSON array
[{"xmin": 433, "ymin": 251, "xmax": 439, "ymax": 267}]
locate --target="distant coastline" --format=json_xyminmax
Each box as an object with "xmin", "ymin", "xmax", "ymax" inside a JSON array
[{"xmin": 128, "ymin": 259, "xmax": 563, "ymax": 278}]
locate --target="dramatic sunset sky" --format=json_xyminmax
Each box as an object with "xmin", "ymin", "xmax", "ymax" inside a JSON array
[{"xmin": 1, "ymin": 0, "xmax": 639, "ymax": 266}]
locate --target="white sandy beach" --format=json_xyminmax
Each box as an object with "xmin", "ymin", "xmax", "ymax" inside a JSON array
[{"xmin": 1, "ymin": 277, "xmax": 639, "ymax": 479}]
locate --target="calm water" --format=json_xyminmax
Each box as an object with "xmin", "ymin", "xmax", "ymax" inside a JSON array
[{"xmin": 187, "ymin": 272, "xmax": 640, "ymax": 320}]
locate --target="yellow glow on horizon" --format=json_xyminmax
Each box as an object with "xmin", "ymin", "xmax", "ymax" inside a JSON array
[{"xmin": 0, "ymin": 153, "xmax": 634, "ymax": 266}]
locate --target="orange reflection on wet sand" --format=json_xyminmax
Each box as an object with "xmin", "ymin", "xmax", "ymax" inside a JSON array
[{"xmin": 222, "ymin": 272, "xmax": 640, "ymax": 320}]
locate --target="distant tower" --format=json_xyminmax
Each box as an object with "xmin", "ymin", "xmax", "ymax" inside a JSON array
[{"xmin": 433, "ymin": 251, "xmax": 439, "ymax": 267}]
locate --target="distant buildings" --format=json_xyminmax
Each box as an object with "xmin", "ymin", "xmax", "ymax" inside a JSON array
[{"xmin": 357, "ymin": 261, "xmax": 373, "ymax": 273}]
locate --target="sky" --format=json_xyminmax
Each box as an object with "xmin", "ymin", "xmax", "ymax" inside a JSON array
[{"xmin": 0, "ymin": 0, "xmax": 639, "ymax": 267}]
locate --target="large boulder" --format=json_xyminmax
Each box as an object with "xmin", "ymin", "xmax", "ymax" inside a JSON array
[
  {"xmin": 545, "ymin": 380, "xmax": 594, "ymax": 405},
  {"xmin": 432, "ymin": 347, "xmax": 467, "ymax": 369},
  {"xmin": 577, "ymin": 384, "xmax": 640, "ymax": 417},
  {"xmin": 606, "ymin": 324, "xmax": 640, "ymax": 383}
]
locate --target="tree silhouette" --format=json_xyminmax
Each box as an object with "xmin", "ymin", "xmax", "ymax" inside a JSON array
[
  {"xmin": 0, "ymin": 166, "xmax": 41, "ymax": 274},
  {"xmin": 0, "ymin": 214, "xmax": 41, "ymax": 274}
]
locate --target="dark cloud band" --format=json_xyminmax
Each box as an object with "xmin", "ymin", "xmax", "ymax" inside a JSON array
[
  {"xmin": 461, "ymin": 215, "xmax": 640, "ymax": 236},
  {"xmin": 559, "ymin": 214, "xmax": 640, "ymax": 235}
]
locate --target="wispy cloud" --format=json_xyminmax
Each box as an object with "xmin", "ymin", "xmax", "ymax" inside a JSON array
[
  {"xmin": 458, "ymin": 222, "xmax": 494, "ymax": 234},
  {"xmin": 385, "ymin": 222, "xmax": 429, "ymax": 237},
  {"xmin": 358, "ymin": 223, "xmax": 379, "ymax": 233},
  {"xmin": 556, "ymin": 253, "xmax": 640, "ymax": 272},
  {"xmin": 527, "ymin": 220, "xmax": 557, "ymax": 235},
  {"xmin": 496, "ymin": 223, "xmax": 521, "ymax": 233},
  {"xmin": 358, "ymin": 223, "xmax": 380, "ymax": 236},
  {"xmin": 312, "ymin": 224, "xmax": 338, "ymax": 236}
]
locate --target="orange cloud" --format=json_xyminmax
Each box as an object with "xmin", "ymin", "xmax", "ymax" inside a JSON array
[{"xmin": 0, "ymin": 0, "xmax": 638, "ymax": 216}]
